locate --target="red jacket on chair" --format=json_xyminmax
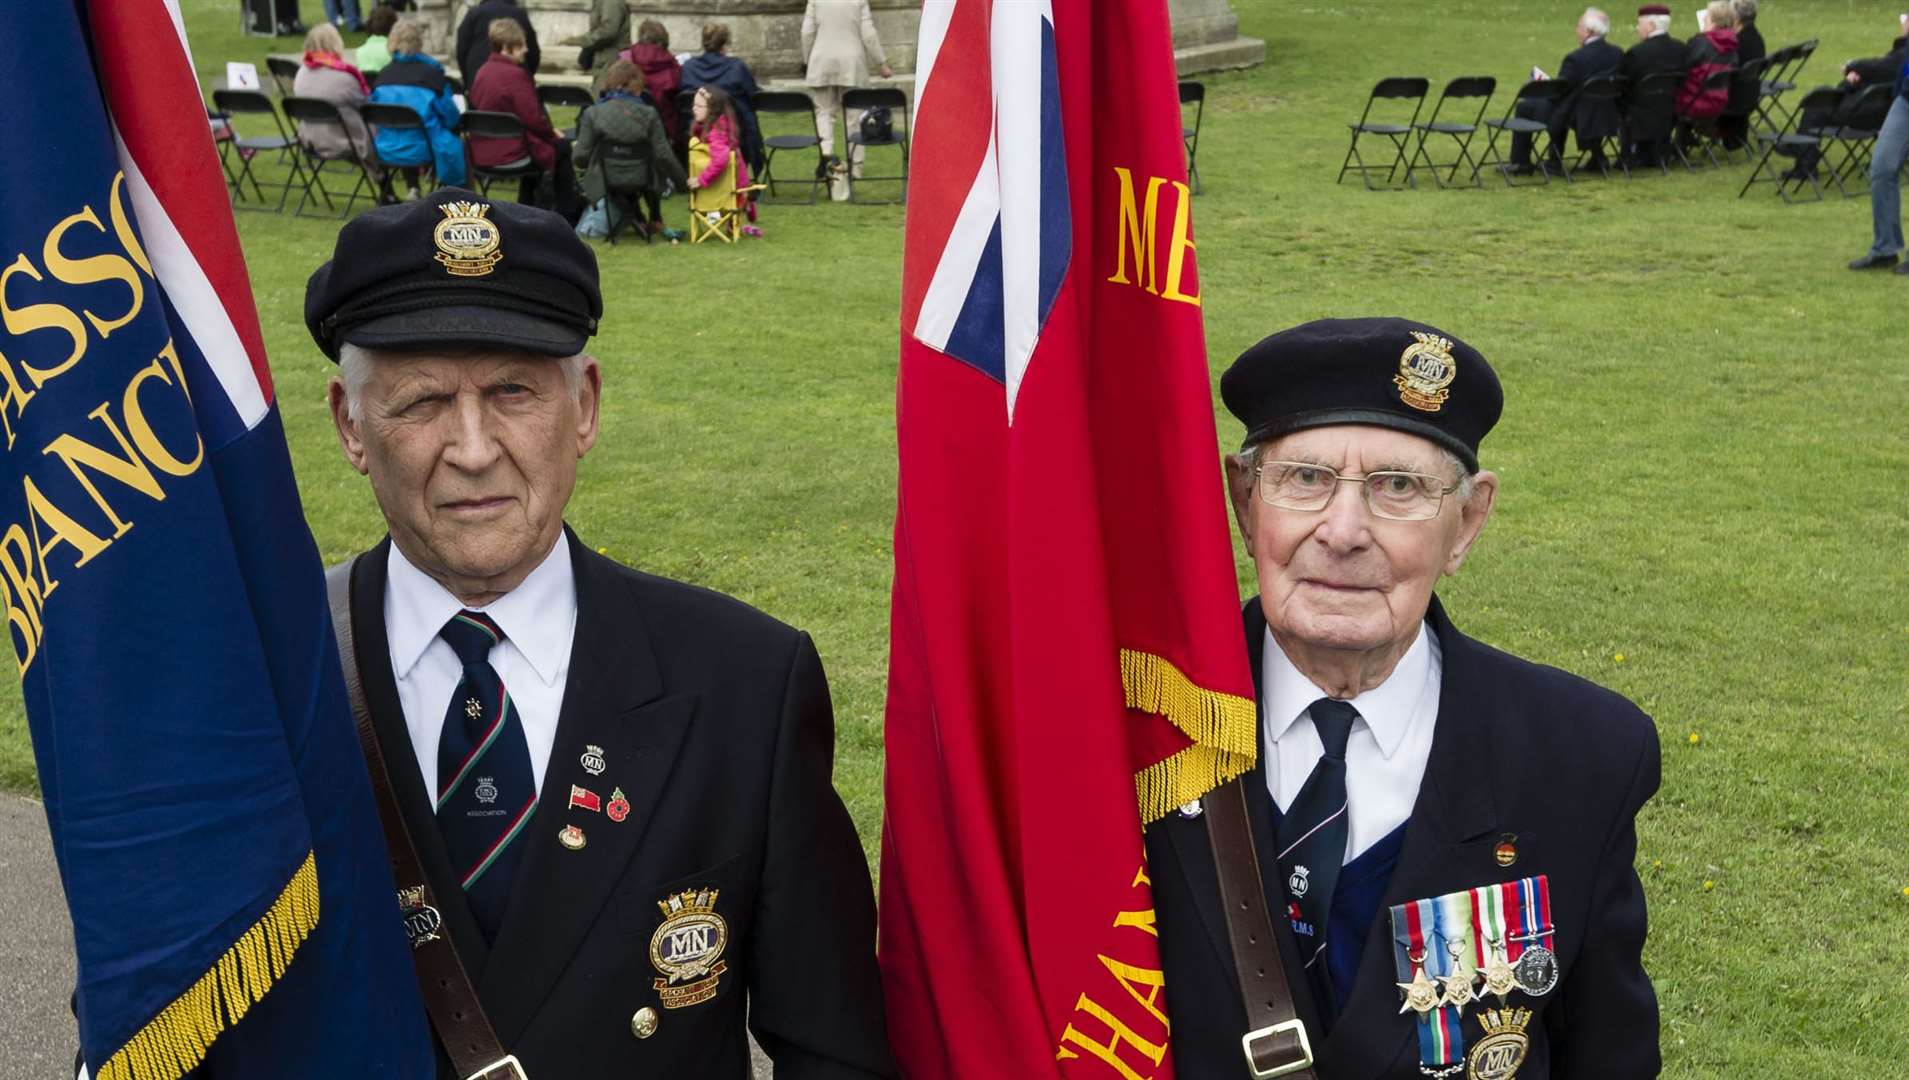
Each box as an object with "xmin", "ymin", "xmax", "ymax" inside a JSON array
[{"xmin": 468, "ymin": 53, "xmax": 561, "ymax": 172}]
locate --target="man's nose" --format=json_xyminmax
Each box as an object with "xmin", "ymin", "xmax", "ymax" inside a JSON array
[
  {"xmin": 1312, "ymin": 479, "xmax": 1372, "ymax": 549},
  {"xmin": 441, "ymin": 395, "xmax": 502, "ymax": 471}
]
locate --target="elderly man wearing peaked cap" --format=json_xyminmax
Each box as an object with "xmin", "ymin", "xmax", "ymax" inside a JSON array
[
  {"xmin": 1144, "ymin": 318, "xmax": 1661, "ymax": 1078},
  {"xmin": 306, "ymin": 188, "xmax": 895, "ymax": 1079}
]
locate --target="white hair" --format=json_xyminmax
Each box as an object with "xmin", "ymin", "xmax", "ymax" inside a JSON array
[
  {"xmin": 337, "ymin": 342, "xmax": 589, "ymax": 421},
  {"xmin": 1581, "ymin": 8, "xmax": 1611, "ymax": 36},
  {"xmin": 1732, "ymin": 0, "xmax": 1756, "ymax": 19},
  {"xmin": 1236, "ymin": 440, "xmax": 1479, "ymax": 503},
  {"xmin": 1642, "ymin": 13, "xmax": 1671, "ymax": 35}
]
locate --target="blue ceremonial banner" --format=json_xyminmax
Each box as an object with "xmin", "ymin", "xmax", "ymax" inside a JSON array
[{"xmin": 0, "ymin": 2, "xmax": 432, "ymax": 1076}]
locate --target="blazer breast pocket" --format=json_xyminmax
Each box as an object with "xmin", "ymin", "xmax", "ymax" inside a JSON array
[{"xmin": 621, "ymin": 853, "xmax": 750, "ymax": 1014}]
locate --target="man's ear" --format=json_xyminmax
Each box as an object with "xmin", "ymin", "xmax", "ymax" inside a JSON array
[
  {"xmin": 1224, "ymin": 453, "xmax": 1257, "ymax": 557},
  {"xmin": 1444, "ymin": 470, "xmax": 1497, "ymax": 576},
  {"xmin": 574, "ymin": 356, "xmax": 602, "ymax": 457},
  {"xmin": 327, "ymin": 377, "xmax": 370, "ymax": 475}
]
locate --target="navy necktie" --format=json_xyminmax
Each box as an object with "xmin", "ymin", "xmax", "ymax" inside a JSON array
[
  {"xmin": 1275, "ymin": 697, "xmax": 1358, "ymax": 1011},
  {"xmin": 434, "ymin": 610, "xmax": 536, "ymax": 942}
]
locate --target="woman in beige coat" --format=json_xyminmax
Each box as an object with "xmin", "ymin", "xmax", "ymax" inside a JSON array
[
  {"xmin": 801, "ymin": 0, "xmax": 892, "ymax": 170},
  {"xmin": 291, "ymin": 23, "xmax": 383, "ymax": 185}
]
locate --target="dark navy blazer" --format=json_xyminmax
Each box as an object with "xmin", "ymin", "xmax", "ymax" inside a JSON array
[{"xmin": 1145, "ymin": 596, "xmax": 1661, "ymax": 1079}]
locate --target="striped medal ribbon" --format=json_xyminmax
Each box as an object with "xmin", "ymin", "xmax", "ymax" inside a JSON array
[
  {"xmin": 1391, "ymin": 896, "xmax": 1466, "ymax": 1076},
  {"xmin": 1505, "ymin": 874, "xmax": 1559, "ymax": 997}
]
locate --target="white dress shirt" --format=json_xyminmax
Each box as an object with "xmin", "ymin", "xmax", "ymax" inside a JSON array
[
  {"xmin": 1261, "ymin": 622, "xmax": 1442, "ymax": 862},
  {"xmin": 385, "ymin": 537, "xmax": 576, "ymax": 798}
]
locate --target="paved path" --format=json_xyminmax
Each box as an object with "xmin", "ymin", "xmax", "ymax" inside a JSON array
[{"xmin": 0, "ymin": 796, "xmax": 768, "ymax": 1078}]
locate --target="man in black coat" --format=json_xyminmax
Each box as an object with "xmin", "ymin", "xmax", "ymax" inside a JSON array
[
  {"xmin": 458, "ymin": 0, "xmax": 539, "ymax": 81},
  {"xmin": 304, "ymin": 189, "xmax": 895, "ymax": 1079},
  {"xmin": 1146, "ymin": 318, "xmax": 1661, "ymax": 1079},
  {"xmin": 1620, "ymin": 5, "xmax": 1687, "ymax": 166},
  {"xmin": 1511, "ymin": 8, "xmax": 1626, "ymax": 173}
]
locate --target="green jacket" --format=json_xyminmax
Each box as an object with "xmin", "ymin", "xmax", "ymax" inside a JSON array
[
  {"xmin": 564, "ymin": 0, "xmax": 630, "ymax": 61},
  {"xmin": 574, "ymin": 95, "xmax": 686, "ymax": 202}
]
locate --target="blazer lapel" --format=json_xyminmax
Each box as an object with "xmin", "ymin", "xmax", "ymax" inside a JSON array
[
  {"xmin": 478, "ymin": 532, "xmax": 694, "ymax": 1042},
  {"xmin": 350, "ymin": 538, "xmax": 493, "ymax": 972}
]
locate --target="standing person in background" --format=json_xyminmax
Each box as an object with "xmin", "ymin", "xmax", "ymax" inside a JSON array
[
  {"xmin": 457, "ymin": 0, "xmax": 539, "ymax": 82},
  {"xmin": 355, "ymin": 5, "xmax": 399, "ymax": 76},
  {"xmin": 1732, "ymin": 0, "xmax": 1764, "ymax": 63},
  {"xmin": 469, "ymin": 17, "xmax": 580, "ymax": 220},
  {"xmin": 293, "ymin": 23, "xmax": 384, "ymax": 193},
  {"xmin": 1848, "ymin": 17, "xmax": 1909, "ymax": 271},
  {"xmin": 370, "ymin": 17, "xmax": 467, "ymax": 194},
  {"xmin": 616, "ymin": 20, "xmax": 685, "ymax": 154},
  {"xmin": 561, "ymin": 0, "xmax": 630, "ymax": 73},
  {"xmin": 270, "ymin": 0, "xmax": 307, "ymax": 37},
  {"xmin": 801, "ymin": 0, "xmax": 891, "ymax": 178},
  {"xmin": 323, "ymin": 0, "xmax": 363, "ymax": 33},
  {"xmin": 681, "ymin": 23, "xmax": 764, "ymax": 177}
]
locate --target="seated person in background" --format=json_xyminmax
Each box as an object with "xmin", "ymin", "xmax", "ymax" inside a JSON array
[
  {"xmin": 688, "ymin": 85, "xmax": 761, "ymax": 236},
  {"xmin": 293, "ymin": 23, "xmax": 383, "ymax": 191},
  {"xmin": 1619, "ymin": 4, "xmax": 1685, "ymax": 165},
  {"xmin": 614, "ymin": 19, "xmax": 685, "ymax": 155},
  {"xmin": 1675, "ymin": 0, "xmax": 1739, "ymax": 128},
  {"xmin": 1733, "ymin": 0, "xmax": 1764, "ymax": 63},
  {"xmin": 682, "ymin": 22, "xmax": 765, "ymax": 177},
  {"xmin": 469, "ymin": 16, "xmax": 582, "ymax": 220},
  {"xmin": 575, "ymin": 59, "xmax": 688, "ymax": 238},
  {"xmin": 1509, "ymin": 8, "xmax": 1624, "ymax": 174},
  {"xmin": 354, "ymin": 5, "xmax": 398, "ymax": 76},
  {"xmin": 561, "ymin": 0, "xmax": 630, "ymax": 72},
  {"xmin": 368, "ymin": 17, "xmax": 466, "ymax": 194},
  {"xmin": 1792, "ymin": 16, "xmax": 1909, "ymax": 185}
]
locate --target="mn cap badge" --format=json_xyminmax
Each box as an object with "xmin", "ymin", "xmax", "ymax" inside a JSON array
[
  {"xmin": 433, "ymin": 200, "xmax": 502, "ymax": 277},
  {"xmin": 1395, "ymin": 330, "xmax": 1457, "ymax": 413},
  {"xmin": 650, "ymin": 889, "xmax": 728, "ymax": 1009}
]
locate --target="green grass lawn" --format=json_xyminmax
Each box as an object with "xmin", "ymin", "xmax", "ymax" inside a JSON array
[{"xmin": 4, "ymin": 0, "xmax": 1906, "ymax": 1073}]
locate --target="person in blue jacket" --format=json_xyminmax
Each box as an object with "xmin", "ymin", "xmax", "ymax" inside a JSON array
[{"xmin": 368, "ymin": 18, "xmax": 467, "ymax": 195}]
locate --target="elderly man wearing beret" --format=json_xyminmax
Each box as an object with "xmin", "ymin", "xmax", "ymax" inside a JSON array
[
  {"xmin": 1145, "ymin": 318, "xmax": 1660, "ymax": 1079},
  {"xmin": 305, "ymin": 188, "xmax": 895, "ymax": 1079}
]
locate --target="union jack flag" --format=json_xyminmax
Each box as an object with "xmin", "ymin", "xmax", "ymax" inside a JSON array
[{"xmin": 900, "ymin": 0, "xmax": 1071, "ymax": 419}]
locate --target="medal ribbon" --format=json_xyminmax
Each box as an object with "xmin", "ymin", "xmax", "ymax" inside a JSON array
[
  {"xmin": 1472, "ymin": 880, "xmax": 1508, "ymax": 969},
  {"xmin": 1390, "ymin": 897, "xmax": 1464, "ymax": 1071},
  {"xmin": 1428, "ymin": 893, "xmax": 1469, "ymax": 1066},
  {"xmin": 1434, "ymin": 888, "xmax": 1476, "ymax": 997},
  {"xmin": 1513, "ymin": 874, "xmax": 1554, "ymax": 955}
]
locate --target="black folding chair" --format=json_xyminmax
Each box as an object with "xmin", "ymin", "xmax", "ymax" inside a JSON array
[
  {"xmin": 1759, "ymin": 38, "xmax": 1817, "ymax": 132},
  {"xmin": 1407, "ymin": 76, "xmax": 1495, "ymax": 189},
  {"xmin": 537, "ymin": 83, "xmax": 594, "ymax": 139},
  {"xmin": 843, "ymin": 87, "xmax": 910, "ymax": 203},
  {"xmin": 1823, "ymin": 84, "xmax": 1897, "ymax": 199},
  {"xmin": 209, "ymin": 105, "xmax": 243, "ymax": 195},
  {"xmin": 1180, "ymin": 80, "xmax": 1205, "ymax": 194},
  {"xmin": 1476, "ymin": 78, "xmax": 1573, "ymax": 186},
  {"xmin": 1678, "ymin": 67, "xmax": 1738, "ymax": 168},
  {"xmin": 753, "ymin": 89, "xmax": 825, "ymax": 203},
  {"xmin": 210, "ymin": 88, "xmax": 300, "ymax": 210},
  {"xmin": 1338, "ymin": 77, "xmax": 1429, "ymax": 190},
  {"xmin": 446, "ymin": 74, "xmax": 465, "ymax": 96},
  {"xmin": 280, "ymin": 96, "xmax": 381, "ymax": 217},
  {"xmin": 1738, "ymin": 86, "xmax": 1842, "ymax": 203},
  {"xmin": 460, "ymin": 109, "xmax": 543, "ymax": 199},
  {"xmin": 1623, "ymin": 70, "xmax": 1684, "ymax": 175},
  {"xmin": 1714, "ymin": 57, "xmax": 1769, "ymax": 161},
  {"xmin": 265, "ymin": 55, "xmax": 300, "ymax": 96},
  {"xmin": 361, "ymin": 101, "xmax": 435, "ymax": 194},
  {"xmin": 1568, "ymin": 74, "xmax": 1630, "ymax": 179}
]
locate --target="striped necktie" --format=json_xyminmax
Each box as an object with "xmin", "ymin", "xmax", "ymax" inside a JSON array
[
  {"xmin": 434, "ymin": 610, "xmax": 536, "ymax": 941},
  {"xmin": 1275, "ymin": 697, "xmax": 1358, "ymax": 1014}
]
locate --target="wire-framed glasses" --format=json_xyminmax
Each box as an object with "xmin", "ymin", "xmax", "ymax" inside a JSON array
[{"xmin": 1253, "ymin": 460, "xmax": 1458, "ymax": 521}]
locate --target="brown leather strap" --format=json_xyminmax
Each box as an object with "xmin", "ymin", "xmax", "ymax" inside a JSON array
[
  {"xmin": 327, "ymin": 560, "xmax": 524, "ymax": 1080},
  {"xmin": 1206, "ymin": 777, "xmax": 1317, "ymax": 1080}
]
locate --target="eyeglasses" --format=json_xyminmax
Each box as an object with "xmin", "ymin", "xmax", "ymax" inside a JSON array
[{"xmin": 1252, "ymin": 460, "xmax": 1459, "ymax": 521}]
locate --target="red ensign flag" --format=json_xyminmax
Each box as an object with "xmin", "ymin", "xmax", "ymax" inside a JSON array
[{"xmin": 881, "ymin": 0, "xmax": 1257, "ymax": 1075}]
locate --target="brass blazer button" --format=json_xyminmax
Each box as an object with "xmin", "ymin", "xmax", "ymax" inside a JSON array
[{"xmin": 630, "ymin": 1006, "xmax": 659, "ymax": 1040}]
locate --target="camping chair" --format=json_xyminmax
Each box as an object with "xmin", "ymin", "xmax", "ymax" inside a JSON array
[
  {"xmin": 1180, "ymin": 81, "xmax": 1205, "ymax": 194},
  {"xmin": 843, "ymin": 87, "xmax": 910, "ymax": 203},
  {"xmin": 753, "ymin": 90, "xmax": 825, "ymax": 203},
  {"xmin": 360, "ymin": 101, "xmax": 435, "ymax": 195},
  {"xmin": 1475, "ymin": 78, "xmax": 1573, "ymax": 186},
  {"xmin": 1823, "ymin": 84, "xmax": 1896, "ymax": 199},
  {"xmin": 1738, "ymin": 86, "xmax": 1843, "ymax": 203},
  {"xmin": 1623, "ymin": 70, "xmax": 1684, "ymax": 175},
  {"xmin": 1407, "ymin": 76, "xmax": 1495, "ymax": 189},
  {"xmin": 686, "ymin": 135, "xmax": 764, "ymax": 243},
  {"xmin": 210, "ymin": 88, "xmax": 300, "ymax": 210},
  {"xmin": 1567, "ymin": 74, "xmax": 1629, "ymax": 179},
  {"xmin": 459, "ymin": 109, "xmax": 544, "ymax": 199},
  {"xmin": 1338, "ymin": 77, "xmax": 1429, "ymax": 190},
  {"xmin": 265, "ymin": 55, "xmax": 300, "ymax": 96},
  {"xmin": 537, "ymin": 83, "xmax": 595, "ymax": 139},
  {"xmin": 279, "ymin": 96, "xmax": 380, "ymax": 217}
]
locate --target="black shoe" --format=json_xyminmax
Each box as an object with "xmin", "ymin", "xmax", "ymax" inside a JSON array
[
  {"xmin": 1504, "ymin": 162, "xmax": 1536, "ymax": 177},
  {"xmin": 1894, "ymin": 260, "xmax": 1909, "ymax": 275},
  {"xmin": 275, "ymin": 19, "xmax": 306, "ymax": 35},
  {"xmin": 1849, "ymin": 253, "xmax": 1899, "ymax": 270}
]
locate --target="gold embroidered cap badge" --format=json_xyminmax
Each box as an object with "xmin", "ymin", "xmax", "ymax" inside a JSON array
[
  {"xmin": 1395, "ymin": 330, "xmax": 1458, "ymax": 413},
  {"xmin": 433, "ymin": 200, "xmax": 502, "ymax": 277}
]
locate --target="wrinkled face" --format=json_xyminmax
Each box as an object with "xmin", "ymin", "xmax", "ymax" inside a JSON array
[
  {"xmin": 1226, "ymin": 425, "xmax": 1495, "ymax": 659},
  {"xmin": 333, "ymin": 350, "xmax": 600, "ymax": 593}
]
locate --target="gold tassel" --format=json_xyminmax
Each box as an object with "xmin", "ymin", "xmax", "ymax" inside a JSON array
[
  {"xmin": 95, "ymin": 850, "xmax": 320, "ymax": 1080},
  {"xmin": 1120, "ymin": 648, "xmax": 1257, "ymax": 823}
]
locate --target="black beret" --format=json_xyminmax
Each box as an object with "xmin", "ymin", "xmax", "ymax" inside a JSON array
[
  {"xmin": 1220, "ymin": 317, "xmax": 1503, "ymax": 472},
  {"xmin": 304, "ymin": 187, "xmax": 601, "ymax": 361}
]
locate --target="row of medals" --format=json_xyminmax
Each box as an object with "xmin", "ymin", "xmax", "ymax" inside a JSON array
[{"xmin": 1398, "ymin": 936, "xmax": 1557, "ymax": 1080}]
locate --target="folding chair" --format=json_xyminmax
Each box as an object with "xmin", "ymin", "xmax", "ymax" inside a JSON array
[
  {"xmin": 265, "ymin": 56, "xmax": 300, "ymax": 96},
  {"xmin": 460, "ymin": 110, "xmax": 544, "ymax": 199},
  {"xmin": 1567, "ymin": 74, "xmax": 1629, "ymax": 179},
  {"xmin": 1677, "ymin": 67, "xmax": 1738, "ymax": 168},
  {"xmin": 1475, "ymin": 78, "xmax": 1573, "ymax": 186},
  {"xmin": 1338, "ymin": 77, "xmax": 1429, "ymax": 190},
  {"xmin": 210, "ymin": 88, "xmax": 300, "ymax": 210},
  {"xmin": 537, "ymin": 83, "xmax": 594, "ymax": 139},
  {"xmin": 842, "ymin": 87, "xmax": 910, "ymax": 203},
  {"xmin": 1752, "ymin": 43, "xmax": 1799, "ymax": 135},
  {"xmin": 1823, "ymin": 84, "xmax": 1896, "ymax": 199},
  {"xmin": 1407, "ymin": 76, "xmax": 1494, "ymax": 189},
  {"xmin": 1623, "ymin": 70, "xmax": 1683, "ymax": 175},
  {"xmin": 360, "ymin": 101, "xmax": 435, "ymax": 194},
  {"xmin": 1714, "ymin": 57, "xmax": 1769, "ymax": 162},
  {"xmin": 446, "ymin": 74, "xmax": 465, "ymax": 96},
  {"xmin": 1738, "ymin": 86, "xmax": 1842, "ymax": 203},
  {"xmin": 209, "ymin": 105, "xmax": 243, "ymax": 196},
  {"xmin": 279, "ymin": 96, "xmax": 381, "ymax": 217},
  {"xmin": 1179, "ymin": 81, "xmax": 1205, "ymax": 194},
  {"xmin": 753, "ymin": 90, "xmax": 825, "ymax": 204}
]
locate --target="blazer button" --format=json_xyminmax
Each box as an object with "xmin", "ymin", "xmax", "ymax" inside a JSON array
[{"xmin": 631, "ymin": 1006, "xmax": 659, "ymax": 1039}]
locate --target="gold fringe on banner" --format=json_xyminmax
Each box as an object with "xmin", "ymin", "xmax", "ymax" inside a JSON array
[
  {"xmin": 1120, "ymin": 648, "xmax": 1257, "ymax": 824},
  {"xmin": 95, "ymin": 850, "xmax": 320, "ymax": 1080}
]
